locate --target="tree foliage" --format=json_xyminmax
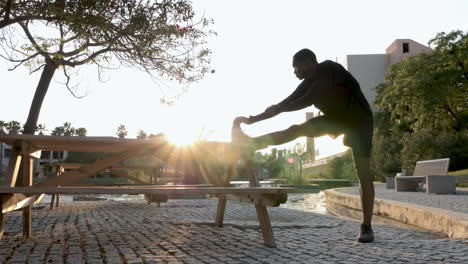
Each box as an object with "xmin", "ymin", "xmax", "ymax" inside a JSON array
[
  {"xmin": 2, "ymin": 120, "xmax": 22, "ymax": 134},
  {"xmin": 323, "ymin": 150, "xmax": 357, "ymax": 180},
  {"xmin": 0, "ymin": 1, "xmax": 59, "ymax": 29},
  {"xmin": 0, "ymin": 0, "xmax": 214, "ymax": 134},
  {"xmin": 375, "ymin": 30, "xmax": 467, "ymax": 132},
  {"xmin": 116, "ymin": 124, "xmax": 128, "ymax": 138},
  {"xmin": 373, "ymin": 30, "xmax": 468, "ymax": 179},
  {"xmin": 0, "ymin": 120, "xmax": 5, "ymax": 134},
  {"xmin": 51, "ymin": 122, "xmax": 87, "ymax": 136},
  {"xmin": 136, "ymin": 129, "xmax": 147, "ymax": 139}
]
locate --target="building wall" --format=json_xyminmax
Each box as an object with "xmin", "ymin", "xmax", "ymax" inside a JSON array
[
  {"xmin": 305, "ymin": 112, "xmax": 316, "ymax": 161},
  {"xmin": 344, "ymin": 54, "xmax": 390, "ymax": 110},
  {"xmin": 0, "ymin": 143, "xmax": 67, "ymax": 176},
  {"xmin": 386, "ymin": 39, "xmax": 432, "ymax": 65},
  {"xmin": 0, "ymin": 143, "xmax": 10, "ymax": 168}
]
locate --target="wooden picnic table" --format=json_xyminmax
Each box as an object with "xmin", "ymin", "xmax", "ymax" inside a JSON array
[{"xmin": 0, "ymin": 134, "xmax": 294, "ymax": 247}]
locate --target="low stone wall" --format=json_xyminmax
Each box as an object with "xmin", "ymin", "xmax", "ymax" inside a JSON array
[
  {"xmin": 324, "ymin": 188, "xmax": 468, "ymax": 239},
  {"xmin": 307, "ymin": 179, "xmax": 358, "ymax": 190}
]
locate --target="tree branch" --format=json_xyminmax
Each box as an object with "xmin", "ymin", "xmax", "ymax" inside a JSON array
[
  {"xmin": 441, "ymin": 104, "xmax": 464, "ymax": 128},
  {"xmin": 3, "ymin": 0, "xmax": 13, "ymax": 25},
  {"xmin": 18, "ymin": 21, "xmax": 51, "ymax": 60},
  {"xmin": 29, "ymin": 63, "xmax": 46, "ymax": 74},
  {"xmin": 0, "ymin": 15, "xmax": 63, "ymax": 29},
  {"xmin": 5, "ymin": 52, "xmax": 40, "ymax": 71},
  {"xmin": 62, "ymin": 66, "xmax": 87, "ymax": 98},
  {"xmin": 63, "ymin": 47, "xmax": 112, "ymax": 66},
  {"xmin": 59, "ymin": 22, "xmax": 65, "ymax": 52}
]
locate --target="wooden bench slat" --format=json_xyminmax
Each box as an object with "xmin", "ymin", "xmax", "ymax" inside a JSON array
[{"xmin": 0, "ymin": 186, "xmax": 295, "ymax": 195}]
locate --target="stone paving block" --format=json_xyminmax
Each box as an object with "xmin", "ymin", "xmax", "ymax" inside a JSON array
[{"xmin": 0, "ymin": 200, "xmax": 467, "ymax": 264}]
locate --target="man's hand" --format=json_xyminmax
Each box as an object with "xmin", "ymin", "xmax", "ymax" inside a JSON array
[
  {"xmin": 233, "ymin": 116, "xmax": 253, "ymax": 125},
  {"xmin": 264, "ymin": 104, "xmax": 280, "ymax": 116}
]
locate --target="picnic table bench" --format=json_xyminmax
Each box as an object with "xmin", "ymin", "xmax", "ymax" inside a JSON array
[
  {"xmin": 47, "ymin": 163, "xmax": 165, "ymax": 208},
  {"xmin": 0, "ymin": 134, "xmax": 294, "ymax": 247}
]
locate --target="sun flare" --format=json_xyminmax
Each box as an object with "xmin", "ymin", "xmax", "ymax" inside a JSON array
[{"xmin": 165, "ymin": 130, "xmax": 200, "ymax": 147}]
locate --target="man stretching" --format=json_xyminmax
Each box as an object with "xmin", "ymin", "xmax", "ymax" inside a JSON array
[{"xmin": 234, "ymin": 49, "xmax": 375, "ymax": 243}]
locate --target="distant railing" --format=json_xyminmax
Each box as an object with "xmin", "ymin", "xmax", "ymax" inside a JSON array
[{"xmin": 302, "ymin": 151, "xmax": 347, "ymax": 168}]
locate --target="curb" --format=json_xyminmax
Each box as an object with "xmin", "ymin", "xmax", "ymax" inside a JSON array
[{"xmin": 324, "ymin": 187, "xmax": 468, "ymax": 239}]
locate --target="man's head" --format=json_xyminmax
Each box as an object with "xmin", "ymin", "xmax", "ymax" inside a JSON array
[{"xmin": 292, "ymin": 49, "xmax": 318, "ymax": 80}]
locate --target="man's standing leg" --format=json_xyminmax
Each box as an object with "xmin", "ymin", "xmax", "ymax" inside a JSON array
[{"xmin": 352, "ymin": 152, "xmax": 375, "ymax": 242}]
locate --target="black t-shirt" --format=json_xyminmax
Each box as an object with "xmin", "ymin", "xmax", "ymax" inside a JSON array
[{"xmin": 277, "ymin": 60, "xmax": 372, "ymax": 124}]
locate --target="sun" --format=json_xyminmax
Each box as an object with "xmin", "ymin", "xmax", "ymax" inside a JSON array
[{"xmin": 165, "ymin": 129, "xmax": 200, "ymax": 147}]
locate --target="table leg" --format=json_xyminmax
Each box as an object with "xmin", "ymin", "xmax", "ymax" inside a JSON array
[
  {"xmin": 255, "ymin": 205, "xmax": 276, "ymax": 247},
  {"xmin": 244, "ymin": 152, "xmax": 276, "ymax": 247},
  {"xmin": 3, "ymin": 151, "xmax": 22, "ymax": 187},
  {"xmin": 56, "ymin": 194, "xmax": 60, "ymax": 208},
  {"xmin": 0, "ymin": 212, "xmax": 7, "ymax": 240},
  {"xmin": 50, "ymin": 194, "xmax": 56, "ymax": 209},
  {"xmin": 215, "ymin": 199, "xmax": 227, "ymax": 227},
  {"xmin": 215, "ymin": 164, "xmax": 235, "ymax": 227},
  {"xmin": 23, "ymin": 207, "xmax": 32, "ymax": 238},
  {"xmin": 21, "ymin": 157, "xmax": 33, "ymax": 239}
]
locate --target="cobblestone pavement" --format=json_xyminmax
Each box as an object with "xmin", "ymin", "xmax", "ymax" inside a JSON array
[
  {"xmin": 1, "ymin": 199, "xmax": 467, "ymax": 264},
  {"xmin": 338, "ymin": 184, "xmax": 468, "ymax": 214}
]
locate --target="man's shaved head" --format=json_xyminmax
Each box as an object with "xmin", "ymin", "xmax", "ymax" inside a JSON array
[{"xmin": 293, "ymin": 49, "xmax": 317, "ymax": 64}]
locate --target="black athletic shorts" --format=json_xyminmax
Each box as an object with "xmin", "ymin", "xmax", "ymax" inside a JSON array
[{"xmin": 301, "ymin": 115, "xmax": 373, "ymax": 157}]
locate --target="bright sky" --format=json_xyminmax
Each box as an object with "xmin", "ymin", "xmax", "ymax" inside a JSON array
[{"xmin": 1, "ymin": 0, "xmax": 467, "ymax": 156}]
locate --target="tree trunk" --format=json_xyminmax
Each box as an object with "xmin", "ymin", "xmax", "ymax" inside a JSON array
[
  {"xmin": 23, "ymin": 61, "xmax": 58, "ymax": 134},
  {"xmin": 299, "ymin": 159, "xmax": 303, "ymax": 184},
  {"xmin": 0, "ymin": 143, "xmax": 3, "ymax": 178}
]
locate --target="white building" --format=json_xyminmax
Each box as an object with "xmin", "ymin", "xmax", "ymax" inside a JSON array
[
  {"xmin": 343, "ymin": 39, "xmax": 432, "ymax": 110},
  {"xmin": 0, "ymin": 142, "xmax": 67, "ymax": 178},
  {"xmin": 0, "ymin": 142, "xmax": 11, "ymax": 168}
]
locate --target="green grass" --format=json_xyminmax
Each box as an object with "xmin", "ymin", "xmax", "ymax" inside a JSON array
[
  {"xmin": 448, "ymin": 168, "xmax": 468, "ymax": 176},
  {"xmin": 449, "ymin": 169, "xmax": 468, "ymax": 187}
]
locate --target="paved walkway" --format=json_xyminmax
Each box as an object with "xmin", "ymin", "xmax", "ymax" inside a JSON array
[
  {"xmin": 1, "ymin": 198, "xmax": 467, "ymax": 263},
  {"xmin": 338, "ymin": 184, "xmax": 468, "ymax": 214}
]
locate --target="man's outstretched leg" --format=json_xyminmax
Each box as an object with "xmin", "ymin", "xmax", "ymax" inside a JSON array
[
  {"xmin": 232, "ymin": 117, "xmax": 332, "ymax": 150},
  {"xmin": 353, "ymin": 153, "xmax": 375, "ymax": 243}
]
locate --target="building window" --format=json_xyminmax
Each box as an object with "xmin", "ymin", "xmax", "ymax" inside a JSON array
[
  {"xmin": 403, "ymin": 43, "xmax": 409, "ymax": 53},
  {"xmin": 40, "ymin": 150, "xmax": 50, "ymax": 159},
  {"xmin": 53, "ymin": 151, "xmax": 60, "ymax": 159},
  {"xmin": 4, "ymin": 149, "xmax": 11, "ymax": 158}
]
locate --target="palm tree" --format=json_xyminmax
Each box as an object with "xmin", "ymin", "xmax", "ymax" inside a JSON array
[
  {"xmin": 75, "ymin": 128, "xmax": 87, "ymax": 137},
  {"xmin": 0, "ymin": 120, "xmax": 6, "ymax": 134},
  {"xmin": 51, "ymin": 126, "xmax": 65, "ymax": 136},
  {"xmin": 6, "ymin": 121, "xmax": 21, "ymax": 134},
  {"xmin": 136, "ymin": 130, "xmax": 147, "ymax": 139},
  {"xmin": 116, "ymin": 125, "xmax": 128, "ymax": 139},
  {"xmin": 36, "ymin": 124, "xmax": 47, "ymax": 135},
  {"xmin": 62, "ymin": 122, "xmax": 75, "ymax": 136}
]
